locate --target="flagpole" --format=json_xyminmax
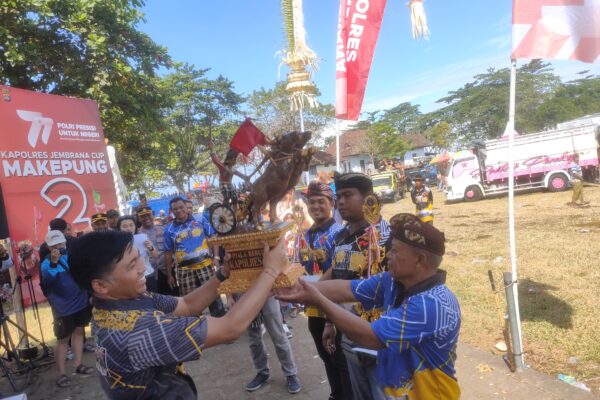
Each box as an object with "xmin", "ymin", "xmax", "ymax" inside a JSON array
[
  {"xmin": 336, "ymin": 119, "xmax": 341, "ymax": 172},
  {"xmin": 507, "ymin": 58, "xmax": 524, "ymax": 371}
]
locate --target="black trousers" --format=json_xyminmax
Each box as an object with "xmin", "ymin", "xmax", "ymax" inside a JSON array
[
  {"xmin": 156, "ymin": 269, "xmax": 179, "ymax": 296},
  {"xmin": 308, "ymin": 316, "xmax": 353, "ymax": 400}
]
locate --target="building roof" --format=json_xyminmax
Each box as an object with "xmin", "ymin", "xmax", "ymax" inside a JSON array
[
  {"xmin": 309, "ymin": 150, "xmax": 336, "ymax": 166},
  {"xmin": 324, "ymin": 129, "xmax": 368, "ymax": 159},
  {"xmin": 404, "ymin": 133, "xmax": 431, "ymax": 149}
]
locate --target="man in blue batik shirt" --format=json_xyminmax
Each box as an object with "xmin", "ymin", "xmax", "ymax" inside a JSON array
[
  {"xmin": 278, "ymin": 213, "xmax": 461, "ymax": 400},
  {"xmin": 163, "ymin": 196, "xmax": 226, "ymax": 316},
  {"xmin": 300, "ymin": 182, "xmax": 350, "ymax": 400}
]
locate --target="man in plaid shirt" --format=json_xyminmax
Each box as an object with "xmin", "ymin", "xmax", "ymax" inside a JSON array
[{"xmin": 163, "ymin": 197, "xmax": 226, "ymax": 316}]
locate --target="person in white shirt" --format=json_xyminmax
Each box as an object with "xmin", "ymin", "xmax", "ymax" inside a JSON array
[{"xmin": 117, "ymin": 215, "xmax": 159, "ymax": 291}]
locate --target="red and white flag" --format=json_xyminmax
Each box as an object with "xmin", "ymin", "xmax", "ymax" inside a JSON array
[
  {"xmin": 335, "ymin": 0, "xmax": 387, "ymax": 121},
  {"xmin": 512, "ymin": 0, "xmax": 600, "ymax": 63}
]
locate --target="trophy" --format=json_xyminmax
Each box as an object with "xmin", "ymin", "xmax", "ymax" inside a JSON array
[{"xmin": 207, "ymin": 127, "xmax": 316, "ymax": 294}]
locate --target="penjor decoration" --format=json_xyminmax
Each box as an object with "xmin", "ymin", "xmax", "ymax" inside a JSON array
[
  {"xmin": 408, "ymin": 0, "xmax": 430, "ymax": 40},
  {"xmin": 280, "ymin": 0, "xmax": 319, "ymax": 113}
]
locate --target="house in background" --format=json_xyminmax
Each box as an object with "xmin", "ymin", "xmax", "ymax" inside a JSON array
[
  {"xmin": 325, "ymin": 129, "xmax": 374, "ymax": 174},
  {"xmin": 308, "ymin": 150, "xmax": 337, "ymax": 177},
  {"xmin": 402, "ymin": 133, "xmax": 435, "ymax": 166}
]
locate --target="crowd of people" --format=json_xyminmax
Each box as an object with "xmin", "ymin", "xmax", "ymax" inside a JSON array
[{"xmin": 4, "ymin": 170, "xmax": 461, "ymax": 399}]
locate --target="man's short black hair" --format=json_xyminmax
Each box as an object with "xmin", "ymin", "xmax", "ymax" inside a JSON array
[
  {"xmin": 69, "ymin": 231, "xmax": 133, "ymax": 293},
  {"xmin": 49, "ymin": 218, "xmax": 67, "ymax": 232},
  {"xmin": 184, "ymin": 199, "xmax": 193, "ymax": 204},
  {"xmin": 169, "ymin": 196, "xmax": 186, "ymax": 208},
  {"xmin": 334, "ymin": 173, "xmax": 373, "ymax": 196}
]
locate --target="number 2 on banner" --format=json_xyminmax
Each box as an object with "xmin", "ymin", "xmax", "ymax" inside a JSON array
[{"xmin": 40, "ymin": 178, "xmax": 91, "ymax": 225}]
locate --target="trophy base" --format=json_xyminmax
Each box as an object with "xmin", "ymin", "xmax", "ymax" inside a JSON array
[
  {"xmin": 207, "ymin": 222, "xmax": 305, "ymax": 295},
  {"xmin": 218, "ymin": 263, "xmax": 305, "ymax": 295}
]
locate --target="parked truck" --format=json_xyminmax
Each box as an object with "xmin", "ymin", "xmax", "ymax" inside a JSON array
[{"xmin": 444, "ymin": 125, "xmax": 599, "ymax": 202}]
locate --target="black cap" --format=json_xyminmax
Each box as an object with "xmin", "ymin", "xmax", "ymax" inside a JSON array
[
  {"xmin": 91, "ymin": 213, "xmax": 108, "ymax": 223},
  {"xmin": 106, "ymin": 209, "xmax": 120, "ymax": 218},
  {"xmin": 136, "ymin": 206, "xmax": 153, "ymax": 216},
  {"xmin": 389, "ymin": 213, "xmax": 445, "ymax": 256}
]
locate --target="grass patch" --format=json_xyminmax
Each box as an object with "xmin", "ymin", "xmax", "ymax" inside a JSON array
[{"xmin": 382, "ymin": 187, "xmax": 600, "ymax": 394}]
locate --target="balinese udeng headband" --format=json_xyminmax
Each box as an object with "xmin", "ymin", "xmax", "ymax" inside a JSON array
[{"xmin": 305, "ymin": 182, "xmax": 334, "ymax": 201}]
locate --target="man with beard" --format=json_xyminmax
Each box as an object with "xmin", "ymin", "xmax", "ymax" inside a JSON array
[{"xmin": 300, "ymin": 182, "xmax": 350, "ymax": 400}]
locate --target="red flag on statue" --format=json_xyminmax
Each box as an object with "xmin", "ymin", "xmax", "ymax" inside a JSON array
[
  {"xmin": 335, "ymin": 0, "xmax": 388, "ymax": 121},
  {"xmin": 229, "ymin": 118, "xmax": 266, "ymax": 156},
  {"xmin": 512, "ymin": 0, "xmax": 600, "ymax": 63}
]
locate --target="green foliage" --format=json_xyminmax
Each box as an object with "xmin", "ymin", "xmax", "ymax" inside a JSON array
[
  {"xmin": 424, "ymin": 60, "xmax": 598, "ymax": 146},
  {"xmin": 425, "ymin": 121, "xmax": 451, "ymax": 150},
  {"xmin": 379, "ymin": 102, "xmax": 422, "ymax": 134},
  {"xmin": 245, "ymin": 81, "xmax": 334, "ymax": 144},
  {"xmin": 154, "ymin": 64, "xmax": 243, "ymax": 192}
]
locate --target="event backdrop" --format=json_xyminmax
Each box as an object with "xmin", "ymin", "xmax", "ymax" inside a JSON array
[{"xmin": 0, "ymin": 85, "xmax": 117, "ymax": 246}]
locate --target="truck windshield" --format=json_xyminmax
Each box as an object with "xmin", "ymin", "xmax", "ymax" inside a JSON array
[{"xmin": 372, "ymin": 177, "xmax": 391, "ymax": 187}]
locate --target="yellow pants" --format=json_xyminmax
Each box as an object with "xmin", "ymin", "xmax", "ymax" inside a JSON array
[{"xmin": 572, "ymin": 180, "xmax": 584, "ymax": 204}]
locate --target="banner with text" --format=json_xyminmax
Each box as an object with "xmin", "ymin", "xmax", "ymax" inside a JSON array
[
  {"xmin": 0, "ymin": 85, "xmax": 117, "ymax": 245},
  {"xmin": 335, "ymin": 0, "xmax": 387, "ymax": 120}
]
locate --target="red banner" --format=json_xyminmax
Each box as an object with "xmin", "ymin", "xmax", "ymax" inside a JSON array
[
  {"xmin": 335, "ymin": 0, "xmax": 388, "ymax": 121},
  {"xmin": 0, "ymin": 85, "xmax": 117, "ymax": 244}
]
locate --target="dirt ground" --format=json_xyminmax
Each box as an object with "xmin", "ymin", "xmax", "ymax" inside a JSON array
[{"xmin": 0, "ymin": 184, "xmax": 598, "ymax": 398}]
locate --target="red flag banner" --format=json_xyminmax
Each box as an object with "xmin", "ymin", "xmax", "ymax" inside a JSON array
[
  {"xmin": 336, "ymin": 0, "xmax": 388, "ymax": 121},
  {"xmin": 229, "ymin": 118, "xmax": 267, "ymax": 156},
  {"xmin": 512, "ymin": 0, "xmax": 600, "ymax": 63}
]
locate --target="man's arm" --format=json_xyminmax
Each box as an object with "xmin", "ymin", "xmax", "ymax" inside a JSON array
[
  {"xmin": 279, "ymin": 280, "xmax": 384, "ymax": 349},
  {"xmin": 164, "ymin": 250, "xmax": 175, "ymax": 289},
  {"xmin": 203, "ymin": 240, "xmax": 289, "ymax": 347}
]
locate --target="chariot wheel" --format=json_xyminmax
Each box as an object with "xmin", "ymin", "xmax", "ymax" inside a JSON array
[{"xmin": 210, "ymin": 204, "xmax": 236, "ymax": 235}]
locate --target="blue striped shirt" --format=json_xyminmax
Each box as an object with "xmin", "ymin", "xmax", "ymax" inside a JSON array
[{"xmin": 92, "ymin": 293, "xmax": 207, "ymax": 399}]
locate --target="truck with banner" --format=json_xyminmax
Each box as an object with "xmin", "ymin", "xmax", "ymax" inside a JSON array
[
  {"xmin": 444, "ymin": 124, "xmax": 600, "ymax": 202},
  {"xmin": 0, "ymin": 85, "xmax": 119, "ymax": 303}
]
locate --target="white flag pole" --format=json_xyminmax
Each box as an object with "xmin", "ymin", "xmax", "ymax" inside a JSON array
[
  {"xmin": 507, "ymin": 59, "xmax": 524, "ymax": 371},
  {"xmin": 336, "ymin": 119, "xmax": 341, "ymax": 172}
]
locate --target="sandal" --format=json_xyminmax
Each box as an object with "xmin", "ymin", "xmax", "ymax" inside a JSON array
[
  {"xmin": 75, "ymin": 364, "xmax": 95, "ymax": 375},
  {"xmin": 56, "ymin": 374, "xmax": 72, "ymax": 388}
]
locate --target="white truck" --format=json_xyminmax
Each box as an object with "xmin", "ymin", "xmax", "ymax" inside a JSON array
[{"xmin": 444, "ymin": 125, "xmax": 599, "ymax": 201}]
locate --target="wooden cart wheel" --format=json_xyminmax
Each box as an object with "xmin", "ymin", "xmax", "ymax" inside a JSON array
[{"xmin": 210, "ymin": 204, "xmax": 236, "ymax": 235}]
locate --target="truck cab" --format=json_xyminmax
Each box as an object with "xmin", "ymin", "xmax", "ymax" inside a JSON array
[
  {"xmin": 371, "ymin": 172, "xmax": 404, "ymax": 202},
  {"xmin": 445, "ymin": 124, "xmax": 599, "ymax": 202}
]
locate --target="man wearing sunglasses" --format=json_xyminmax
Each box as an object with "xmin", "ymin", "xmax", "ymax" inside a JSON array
[{"xmin": 277, "ymin": 214, "xmax": 461, "ymax": 399}]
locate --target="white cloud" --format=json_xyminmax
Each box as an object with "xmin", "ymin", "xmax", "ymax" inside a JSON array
[{"xmin": 485, "ymin": 34, "xmax": 512, "ymax": 51}]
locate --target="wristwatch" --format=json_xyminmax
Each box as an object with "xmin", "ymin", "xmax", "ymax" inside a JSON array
[{"xmin": 215, "ymin": 268, "xmax": 228, "ymax": 282}]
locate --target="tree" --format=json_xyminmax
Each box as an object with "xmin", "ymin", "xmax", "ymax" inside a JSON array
[
  {"xmin": 379, "ymin": 102, "xmax": 422, "ymax": 134},
  {"xmin": 432, "ymin": 60, "xmax": 561, "ymax": 144},
  {"xmin": 425, "ymin": 121, "xmax": 451, "ymax": 151},
  {"xmin": 245, "ymin": 81, "xmax": 334, "ymax": 144},
  {"xmin": 155, "ymin": 64, "xmax": 243, "ymax": 192},
  {"xmin": 534, "ymin": 73, "xmax": 600, "ymax": 129},
  {"xmin": 0, "ymin": 0, "xmax": 171, "ymax": 187}
]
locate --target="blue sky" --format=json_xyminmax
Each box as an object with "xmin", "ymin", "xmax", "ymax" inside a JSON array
[{"xmin": 140, "ymin": 0, "xmax": 600, "ymax": 116}]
